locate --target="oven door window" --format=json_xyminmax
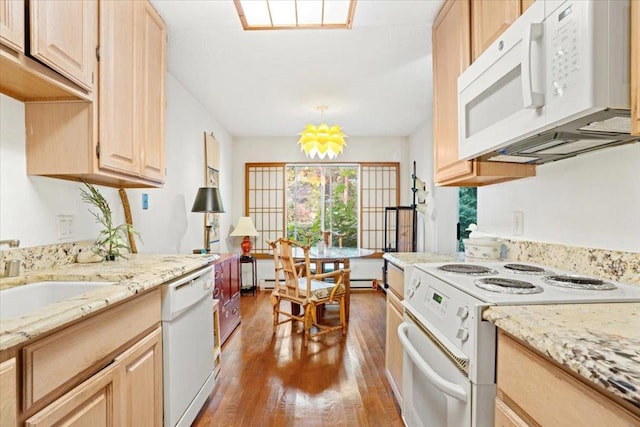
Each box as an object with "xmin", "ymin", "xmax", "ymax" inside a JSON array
[{"xmin": 399, "ymin": 320, "xmax": 471, "ymax": 427}]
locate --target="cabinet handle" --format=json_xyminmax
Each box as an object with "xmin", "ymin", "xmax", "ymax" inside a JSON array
[
  {"xmin": 213, "ymin": 288, "xmax": 221, "ymax": 298},
  {"xmin": 232, "ymin": 307, "xmax": 239, "ymax": 315}
]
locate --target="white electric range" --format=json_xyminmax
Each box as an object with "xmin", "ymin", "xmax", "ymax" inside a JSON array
[{"xmin": 398, "ymin": 261, "xmax": 640, "ymax": 427}]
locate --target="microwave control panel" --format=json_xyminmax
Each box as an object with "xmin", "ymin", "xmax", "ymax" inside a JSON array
[{"xmin": 550, "ymin": 3, "xmax": 580, "ymax": 97}]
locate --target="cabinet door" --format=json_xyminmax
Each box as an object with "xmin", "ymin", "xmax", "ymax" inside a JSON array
[
  {"xmin": 494, "ymin": 398, "xmax": 529, "ymax": 427},
  {"xmin": 229, "ymin": 256, "xmax": 240, "ymax": 298},
  {"xmin": 115, "ymin": 327, "xmax": 163, "ymax": 427},
  {"xmin": 632, "ymin": 0, "xmax": 639, "ymax": 136},
  {"xmin": 29, "ymin": 0, "xmax": 96, "ymax": 90},
  {"xmin": 136, "ymin": 0, "xmax": 166, "ymax": 182},
  {"xmin": 471, "ymin": 0, "xmax": 520, "ymax": 61},
  {"xmin": 214, "ymin": 263, "xmax": 224, "ymax": 301},
  {"xmin": 432, "ymin": 0, "xmax": 535, "ymax": 186},
  {"xmin": 25, "ymin": 363, "xmax": 120, "ymax": 427},
  {"xmin": 432, "ymin": 0, "xmax": 474, "ymax": 184},
  {"xmin": 0, "ymin": 358, "xmax": 17, "ymax": 427},
  {"xmin": 99, "ymin": 0, "xmax": 139, "ymax": 176},
  {"xmin": 0, "ymin": 0, "xmax": 24, "ymax": 52},
  {"xmin": 521, "ymin": 0, "xmax": 536, "ymax": 13},
  {"xmin": 385, "ymin": 293, "xmax": 403, "ymax": 404}
]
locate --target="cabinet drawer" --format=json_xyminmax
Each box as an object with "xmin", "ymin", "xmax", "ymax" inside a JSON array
[
  {"xmin": 497, "ymin": 331, "xmax": 640, "ymax": 425},
  {"xmin": 386, "ymin": 263, "xmax": 404, "ymax": 299},
  {"xmin": 23, "ymin": 290, "xmax": 161, "ymax": 410},
  {"xmin": 219, "ymin": 294, "xmax": 241, "ymax": 345}
]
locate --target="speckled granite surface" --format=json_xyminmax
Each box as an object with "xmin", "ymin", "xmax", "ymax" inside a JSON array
[
  {"xmin": 0, "ymin": 253, "xmax": 217, "ymax": 351},
  {"xmin": 0, "ymin": 241, "xmax": 94, "ymax": 274},
  {"xmin": 382, "ymin": 252, "xmax": 460, "ymax": 269},
  {"xmin": 483, "ymin": 303, "xmax": 640, "ymax": 410},
  {"xmin": 504, "ymin": 240, "xmax": 640, "ymax": 284}
]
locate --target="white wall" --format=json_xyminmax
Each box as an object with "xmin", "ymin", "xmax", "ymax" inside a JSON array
[
  {"xmin": 0, "ymin": 94, "xmax": 116, "ymax": 247},
  {"xmin": 408, "ymin": 120, "xmax": 458, "ymax": 254},
  {"xmin": 478, "ymin": 143, "xmax": 640, "ymax": 253},
  {"xmin": 0, "ymin": 74, "xmax": 235, "ymax": 254},
  {"xmin": 128, "ymin": 74, "xmax": 234, "ymax": 254}
]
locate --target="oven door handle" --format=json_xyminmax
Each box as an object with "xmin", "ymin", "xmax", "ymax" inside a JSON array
[{"xmin": 398, "ymin": 322, "xmax": 468, "ymax": 403}]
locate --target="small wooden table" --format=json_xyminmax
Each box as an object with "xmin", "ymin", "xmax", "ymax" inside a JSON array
[{"xmin": 293, "ymin": 246, "xmax": 374, "ymax": 320}]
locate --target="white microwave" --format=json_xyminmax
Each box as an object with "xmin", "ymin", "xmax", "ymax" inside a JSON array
[{"xmin": 457, "ymin": 0, "xmax": 637, "ymax": 165}]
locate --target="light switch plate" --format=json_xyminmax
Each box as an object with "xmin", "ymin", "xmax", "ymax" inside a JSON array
[
  {"xmin": 57, "ymin": 215, "xmax": 75, "ymax": 240},
  {"xmin": 513, "ymin": 211, "xmax": 524, "ymax": 235}
]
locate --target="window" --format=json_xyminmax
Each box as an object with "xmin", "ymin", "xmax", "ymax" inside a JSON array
[
  {"xmin": 245, "ymin": 162, "xmax": 399, "ymax": 257},
  {"xmin": 458, "ymin": 187, "xmax": 477, "ymax": 251},
  {"xmin": 286, "ymin": 164, "xmax": 359, "ymax": 246}
]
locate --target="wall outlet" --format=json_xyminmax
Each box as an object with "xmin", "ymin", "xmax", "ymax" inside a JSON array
[
  {"xmin": 142, "ymin": 193, "xmax": 149, "ymax": 210},
  {"xmin": 513, "ymin": 211, "xmax": 524, "ymax": 235},
  {"xmin": 57, "ymin": 215, "xmax": 75, "ymax": 240}
]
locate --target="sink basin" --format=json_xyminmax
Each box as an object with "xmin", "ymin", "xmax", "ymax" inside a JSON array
[{"xmin": 0, "ymin": 281, "xmax": 114, "ymax": 319}]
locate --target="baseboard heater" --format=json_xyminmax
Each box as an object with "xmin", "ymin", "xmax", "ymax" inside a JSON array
[{"xmin": 260, "ymin": 278, "xmax": 381, "ymax": 290}]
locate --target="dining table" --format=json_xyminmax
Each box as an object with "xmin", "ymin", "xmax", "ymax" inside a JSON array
[{"xmin": 292, "ymin": 246, "xmax": 375, "ymax": 320}]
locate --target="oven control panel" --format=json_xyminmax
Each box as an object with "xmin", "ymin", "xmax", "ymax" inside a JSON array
[{"xmin": 426, "ymin": 286, "xmax": 449, "ymax": 315}]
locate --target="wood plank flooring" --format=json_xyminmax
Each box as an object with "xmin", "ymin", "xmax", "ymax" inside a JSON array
[{"xmin": 193, "ymin": 290, "xmax": 403, "ymax": 427}]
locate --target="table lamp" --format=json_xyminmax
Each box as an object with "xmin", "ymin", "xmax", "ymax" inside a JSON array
[
  {"xmin": 230, "ymin": 216, "xmax": 259, "ymax": 259},
  {"xmin": 191, "ymin": 187, "xmax": 225, "ymax": 253}
]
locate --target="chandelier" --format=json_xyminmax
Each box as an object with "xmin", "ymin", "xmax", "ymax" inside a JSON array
[{"xmin": 298, "ymin": 106, "xmax": 347, "ymax": 160}]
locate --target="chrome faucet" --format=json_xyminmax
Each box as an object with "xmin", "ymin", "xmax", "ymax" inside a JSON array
[{"xmin": 0, "ymin": 239, "xmax": 20, "ymax": 248}]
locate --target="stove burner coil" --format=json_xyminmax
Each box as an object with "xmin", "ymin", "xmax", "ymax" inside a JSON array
[
  {"xmin": 543, "ymin": 275, "xmax": 617, "ymax": 290},
  {"xmin": 437, "ymin": 264, "xmax": 497, "ymax": 276},
  {"xmin": 475, "ymin": 278, "xmax": 543, "ymax": 294},
  {"xmin": 503, "ymin": 263, "xmax": 548, "ymax": 274}
]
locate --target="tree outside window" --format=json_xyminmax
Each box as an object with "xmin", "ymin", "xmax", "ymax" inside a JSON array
[{"xmin": 286, "ymin": 165, "xmax": 359, "ymax": 247}]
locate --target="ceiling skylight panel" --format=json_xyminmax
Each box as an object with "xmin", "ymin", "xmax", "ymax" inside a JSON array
[
  {"xmin": 323, "ymin": 0, "xmax": 350, "ymax": 24},
  {"xmin": 234, "ymin": 0, "xmax": 356, "ymax": 30}
]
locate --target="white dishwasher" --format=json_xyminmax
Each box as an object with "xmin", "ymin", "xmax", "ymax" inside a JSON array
[{"xmin": 161, "ymin": 264, "xmax": 216, "ymax": 427}]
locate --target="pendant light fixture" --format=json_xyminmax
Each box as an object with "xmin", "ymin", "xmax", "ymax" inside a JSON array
[{"xmin": 298, "ymin": 106, "xmax": 347, "ymax": 160}]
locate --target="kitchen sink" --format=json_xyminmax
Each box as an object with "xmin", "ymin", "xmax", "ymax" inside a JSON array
[{"xmin": 0, "ymin": 281, "xmax": 115, "ymax": 319}]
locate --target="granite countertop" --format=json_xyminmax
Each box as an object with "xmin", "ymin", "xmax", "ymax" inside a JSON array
[
  {"xmin": 483, "ymin": 303, "xmax": 640, "ymax": 410},
  {"xmin": 382, "ymin": 252, "xmax": 460, "ymax": 269},
  {"xmin": 0, "ymin": 254, "xmax": 217, "ymax": 351}
]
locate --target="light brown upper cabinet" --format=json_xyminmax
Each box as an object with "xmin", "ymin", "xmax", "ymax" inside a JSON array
[
  {"xmin": 26, "ymin": 0, "xmax": 166, "ymax": 188},
  {"xmin": 0, "ymin": 0, "xmax": 24, "ymax": 52},
  {"xmin": 471, "ymin": 0, "xmax": 521, "ymax": 61},
  {"xmin": 632, "ymin": 0, "xmax": 639, "ymax": 136},
  {"xmin": 432, "ymin": 0, "xmax": 535, "ymax": 187},
  {"xmin": 0, "ymin": 0, "xmax": 91, "ymax": 101},
  {"xmin": 29, "ymin": 0, "xmax": 96, "ymax": 91}
]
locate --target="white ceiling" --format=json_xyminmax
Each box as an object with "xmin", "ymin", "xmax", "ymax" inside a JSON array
[{"xmin": 150, "ymin": 0, "xmax": 444, "ymax": 138}]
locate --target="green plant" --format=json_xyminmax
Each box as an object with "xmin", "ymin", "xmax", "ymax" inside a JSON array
[{"xmin": 79, "ymin": 182, "xmax": 140, "ymax": 261}]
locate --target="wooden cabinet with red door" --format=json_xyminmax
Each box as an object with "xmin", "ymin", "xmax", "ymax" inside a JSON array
[{"xmin": 214, "ymin": 254, "xmax": 241, "ymax": 344}]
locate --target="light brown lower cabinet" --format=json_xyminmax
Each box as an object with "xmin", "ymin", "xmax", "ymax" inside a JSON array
[
  {"xmin": 385, "ymin": 290, "xmax": 404, "ymax": 403},
  {"xmin": 115, "ymin": 327, "xmax": 163, "ymax": 427},
  {"xmin": 384, "ymin": 261, "xmax": 404, "ymax": 404},
  {"xmin": 24, "ymin": 327, "xmax": 162, "ymax": 427},
  {"xmin": 6, "ymin": 289, "xmax": 163, "ymax": 426},
  {"xmin": 0, "ymin": 358, "xmax": 17, "ymax": 427},
  {"xmin": 496, "ymin": 331, "xmax": 640, "ymax": 426},
  {"xmin": 25, "ymin": 361, "xmax": 120, "ymax": 427}
]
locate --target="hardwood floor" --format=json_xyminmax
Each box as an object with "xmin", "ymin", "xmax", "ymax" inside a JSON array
[{"xmin": 193, "ymin": 290, "xmax": 403, "ymax": 427}]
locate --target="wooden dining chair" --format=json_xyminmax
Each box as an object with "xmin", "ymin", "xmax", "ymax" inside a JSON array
[{"xmin": 267, "ymin": 237, "xmax": 349, "ymax": 346}]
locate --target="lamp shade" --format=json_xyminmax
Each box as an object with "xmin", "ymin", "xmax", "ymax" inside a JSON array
[
  {"xmin": 230, "ymin": 217, "xmax": 259, "ymax": 237},
  {"xmin": 191, "ymin": 187, "xmax": 225, "ymax": 213}
]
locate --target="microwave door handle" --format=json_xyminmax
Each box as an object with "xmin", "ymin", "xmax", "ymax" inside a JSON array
[
  {"xmin": 398, "ymin": 323, "xmax": 468, "ymax": 402},
  {"xmin": 522, "ymin": 22, "xmax": 545, "ymax": 108}
]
